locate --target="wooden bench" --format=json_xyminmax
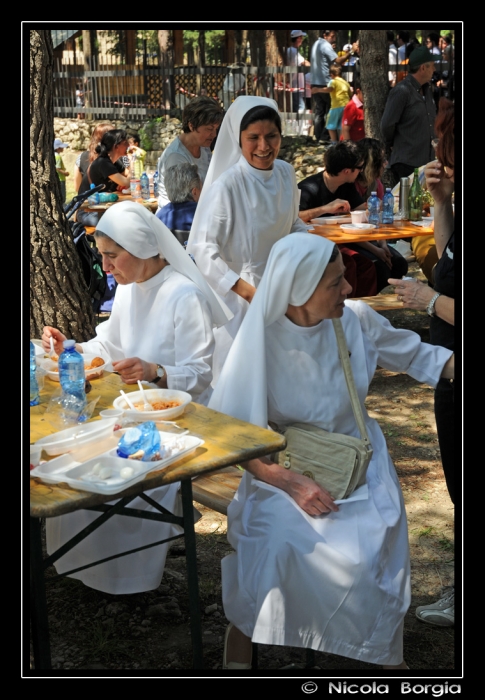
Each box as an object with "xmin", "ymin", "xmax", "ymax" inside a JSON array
[{"xmin": 192, "ymin": 466, "xmax": 243, "ymax": 515}]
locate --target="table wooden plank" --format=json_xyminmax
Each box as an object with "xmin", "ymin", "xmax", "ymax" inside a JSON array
[
  {"xmin": 80, "ymin": 193, "xmax": 157, "ymax": 216},
  {"xmin": 30, "ymin": 373, "xmax": 285, "ymax": 518},
  {"xmin": 309, "ymin": 219, "xmax": 433, "ymax": 244}
]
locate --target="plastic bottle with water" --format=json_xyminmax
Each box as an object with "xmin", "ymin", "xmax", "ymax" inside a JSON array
[
  {"xmin": 367, "ymin": 191, "xmax": 381, "ymax": 228},
  {"xmin": 153, "ymin": 170, "xmax": 159, "ymax": 198},
  {"xmin": 58, "ymin": 340, "xmax": 87, "ymax": 421},
  {"xmin": 140, "ymin": 172, "xmax": 150, "ymax": 200},
  {"xmin": 382, "ymin": 188, "xmax": 395, "ymax": 224},
  {"xmin": 30, "ymin": 341, "xmax": 40, "ymax": 406},
  {"xmin": 87, "ymin": 183, "xmax": 100, "ymax": 206}
]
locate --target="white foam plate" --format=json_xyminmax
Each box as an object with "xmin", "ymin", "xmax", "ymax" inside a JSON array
[
  {"xmin": 30, "ymin": 433, "xmax": 204, "ymax": 495},
  {"xmin": 34, "ymin": 419, "xmax": 117, "ymax": 456},
  {"xmin": 40, "ymin": 353, "xmax": 109, "ymax": 381},
  {"xmin": 113, "ymin": 388, "xmax": 191, "ymax": 421},
  {"xmin": 310, "ymin": 216, "xmax": 352, "ymax": 225},
  {"xmin": 340, "ymin": 223, "xmax": 376, "ymax": 231}
]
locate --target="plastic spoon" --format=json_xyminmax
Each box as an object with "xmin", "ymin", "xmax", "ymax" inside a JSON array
[
  {"xmin": 120, "ymin": 390, "xmax": 136, "ymax": 411},
  {"xmin": 137, "ymin": 381, "xmax": 154, "ymax": 411},
  {"xmin": 49, "ymin": 336, "xmax": 56, "ymax": 358}
]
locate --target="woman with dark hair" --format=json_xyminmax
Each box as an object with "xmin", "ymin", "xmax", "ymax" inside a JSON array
[
  {"xmin": 77, "ymin": 129, "xmax": 131, "ymax": 227},
  {"xmin": 208, "ymin": 233, "xmax": 454, "ymax": 669},
  {"xmin": 156, "ymin": 95, "xmax": 223, "ymax": 209},
  {"xmin": 187, "ymin": 96, "xmax": 308, "ymax": 387},
  {"xmin": 346, "ymin": 137, "xmax": 408, "ymax": 292},
  {"xmin": 73, "ymin": 122, "xmax": 114, "ymax": 193}
]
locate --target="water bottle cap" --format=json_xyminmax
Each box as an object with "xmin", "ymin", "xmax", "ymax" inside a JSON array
[
  {"xmin": 63, "ymin": 339, "xmax": 76, "ymax": 349},
  {"xmin": 90, "ymin": 183, "xmax": 95, "ymax": 189},
  {"xmin": 371, "ymin": 191, "xmax": 377, "ymax": 196},
  {"xmin": 385, "ymin": 187, "xmax": 391, "ymax": 192}
]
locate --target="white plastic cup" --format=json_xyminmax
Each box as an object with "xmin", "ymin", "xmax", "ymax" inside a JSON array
[
  {"xmin": 351, "ymin": 210, "xmax": 367, "ymax": 225},
  {"xmin": 99, "ymin": 409, "xmax": 124, "ymax": 420}
]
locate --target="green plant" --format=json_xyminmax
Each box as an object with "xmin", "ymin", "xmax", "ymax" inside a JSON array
[{"xmin": 139, "ymin": 117, "xmax": 164, "ymax": 151}]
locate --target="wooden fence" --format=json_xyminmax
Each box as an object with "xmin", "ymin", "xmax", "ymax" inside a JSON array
[{"xmin": 53, "ymin": 53, "xmax": 454, "ymax": 123}]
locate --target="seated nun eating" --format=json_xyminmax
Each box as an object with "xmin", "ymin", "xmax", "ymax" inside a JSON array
[
  {"xmin": 41, "ymin": 201, "xmax": 231, "ymax": 595},
  {"xmin": 208, "ymin": 233, "xmax": 454, "ymax": 670}
]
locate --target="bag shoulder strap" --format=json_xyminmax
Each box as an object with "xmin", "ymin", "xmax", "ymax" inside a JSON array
[{"xmin": 331, "ymin": 318, "xmax": 372, "ymax": 448}]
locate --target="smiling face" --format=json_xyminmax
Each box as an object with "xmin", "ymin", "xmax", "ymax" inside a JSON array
[
  {"xmin": 96, "ymin": 236, "xmax": 156, "ymax": 285},
  {"xmin": 286, "ymin": 253, "xmax": 353, "ymax": 327},
  {"xmin": 240, "ymin": 119, "xmax": 282, "ymax": 170}
]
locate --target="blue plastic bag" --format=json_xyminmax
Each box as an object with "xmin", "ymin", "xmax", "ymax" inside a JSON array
[{"xmin": 116, "ymin": 421, "xmax": 161, "ymax": 461}]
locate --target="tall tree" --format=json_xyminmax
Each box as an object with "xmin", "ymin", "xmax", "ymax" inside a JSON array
[
  {"xmin": 359, "ymin": 30, "xmax": 389, "ymax": 141},
  {"xmin": 157, "ymin": 29, "xmax": 175, "ymax": 108},
  {"xmin": 30, "ymin": 29, "xmax": 96, "ymax": 340}
]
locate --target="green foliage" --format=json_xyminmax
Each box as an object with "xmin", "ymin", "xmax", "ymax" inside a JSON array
[
  {"xmin": 184, "ymin": 30, "xmax": 225, "ymax": 63},
  {"xmin": 139, "ymin": 117, "xmax": 164, "ymax": 151}
]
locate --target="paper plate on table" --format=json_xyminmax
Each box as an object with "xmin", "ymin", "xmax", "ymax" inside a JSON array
[
  {"xmin": 311, "ymin": 215, "xmax": 352, "ymax": 225},
  {"xmin": 113, "ymin": 388, "xmax": 192, "ymax": 421},
  {"xmin": 340, "ymin": 223, "xmax": 376, "ymax": 231}
]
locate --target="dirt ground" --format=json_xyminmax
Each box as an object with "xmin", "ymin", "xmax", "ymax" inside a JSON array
[{"xmin": 28, "ymin": 267, "xmax": 457, "ymax": 676}]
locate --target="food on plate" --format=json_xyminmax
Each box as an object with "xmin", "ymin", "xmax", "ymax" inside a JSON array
[
  {"xmin": 120, "ymin": 466, "xmax": 135, "ymax": 479},
  {"xmin": 133, "ymin": 399, "xmax": 181, "ymax": 411},
  {"xmin": 85, "ymin": 356, "xmax": 105, "ymax": 369}
]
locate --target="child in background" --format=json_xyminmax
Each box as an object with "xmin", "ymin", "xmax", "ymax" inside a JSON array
[
  {"xmin": 54, "ymin": 138, "xmax": 70, "ymax": 203},
  {"xmin": 126, "ymin": 134, "xmax": 147, "ymax": 178},
  {"xmin": 320, "ymin": 64, "xmax": 352, "ymax": 142}
]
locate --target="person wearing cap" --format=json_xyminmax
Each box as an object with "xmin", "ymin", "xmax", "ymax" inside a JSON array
[
  {"xmin": 286, "ymin": 30, "xmax": 310, "ymax": 113},
  {"xmin": 54, "ymin": 138, "xmax": 70, "ymax": 204},
  {"xmin": 310, "ymin": 30, "xmax": 358, "ymax": 143},
  {"xmin": 380, "ymin": 46, "xmax": 437, "ymax": 186}
]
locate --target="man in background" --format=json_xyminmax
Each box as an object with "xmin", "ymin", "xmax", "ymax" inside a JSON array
[{"xmin": 287, "ymin": 30, "xmax": 311, "ymax": 113}]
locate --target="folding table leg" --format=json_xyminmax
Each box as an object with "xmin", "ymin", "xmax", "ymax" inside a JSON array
[
  {"xmin": 180, "ymin": 479, "xmax": 204, "ymax": 669},
  {"xmin": 30, "ymin": 517, "xmax": 51, "ymax": 669}
]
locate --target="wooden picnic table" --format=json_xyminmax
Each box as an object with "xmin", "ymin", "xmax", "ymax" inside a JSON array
[
  {"xmin": 309, "ymin": 218, "xmax": 434, "ymax": 244},
  {"xmin": 30, "ymin": 372, "xmax": 285, "ymax": 669},
  {"xmin": 79, "ymin": 192, "xmax": 158, "ymax": 217}
]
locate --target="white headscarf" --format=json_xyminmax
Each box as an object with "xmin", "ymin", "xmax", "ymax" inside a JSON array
[
  {"xmin": 208, "ymin": 233, "xmax": 336, "ymax": 427},
  {"xmin": 95, "ymin": 201, "xmax": 232, "ymax": 327},
  {"xmin": 188, "ymin": 95, "xmax": 280, "ymax": 248}
]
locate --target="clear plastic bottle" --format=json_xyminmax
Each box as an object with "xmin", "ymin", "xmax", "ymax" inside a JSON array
[
  {"xmin": 153, "ymin": 170, "xmax": 159, "ymax": 198},
  {"xmin": 367, "ymin": 191, "xmax": 380, "ymax": 228},
  {"xmin": 87, "ymin": 183, "xmax": 100, "ymax": 206},
  {"xmin": 140, "ymin": 172, "xmax": 150, "ymax": 200},
  {"xmin": 408, "ymin": 167, "xmax": 423, "ymax": 221},
  {"xmin": 30, "ymin": 341, "xmax": 40, "ymax": 406},
  {"xmin": 382, "ymin": 187, "xmax": 395, "ymax": 224},
  {"xmin": 58, "ymin": 340, "xmax": 87, "ymax": 421}
]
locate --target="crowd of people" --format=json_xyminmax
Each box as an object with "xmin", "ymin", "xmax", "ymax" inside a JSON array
[{"xmin": 47, "ymin": 30, "xmax": 456, "ymax": 669}]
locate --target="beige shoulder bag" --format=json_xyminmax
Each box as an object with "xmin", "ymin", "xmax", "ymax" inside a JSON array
[{"xmin": 273, "ymin": 318, "xmax": 373, "ymax": 500}]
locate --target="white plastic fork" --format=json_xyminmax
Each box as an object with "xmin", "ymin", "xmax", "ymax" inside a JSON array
[{"xmin": 120, "ymin": 390, "xmax": 136, "ymax": 411}]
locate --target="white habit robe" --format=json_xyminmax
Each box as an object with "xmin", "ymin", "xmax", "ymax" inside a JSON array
[
  {"xmin": 46, "ymin": 265, "xmax": 215, "ymax": 594},
  {"xmin": 188, "ymin": 155, "xmax": 308, "ymax": 383},
  {"xmin": 222, "ymin": 301, "xmax": 453, "ymax": 665}
]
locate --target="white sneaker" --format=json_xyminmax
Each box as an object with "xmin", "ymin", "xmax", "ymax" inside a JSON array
[{"xmin": 415, "ymin": 587, "xmax": 454, "ymax": 627}]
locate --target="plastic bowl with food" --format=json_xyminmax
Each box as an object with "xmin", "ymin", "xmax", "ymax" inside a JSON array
[
  {"xmin": 113, "ymin": 388, "xmax": 191, "ymax": 421},
  {"xmin": 40, "ymin": 354, "xmax": 109, "ymax": 381}
]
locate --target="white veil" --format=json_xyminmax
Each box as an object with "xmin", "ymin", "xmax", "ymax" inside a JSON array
[
  {"xmin": 95, "ymin": 200, "xmax": 232, "ymax": 327},
  {"xmin": 208, "ymin": 233, "xmax": 336, "ymax": 427}
]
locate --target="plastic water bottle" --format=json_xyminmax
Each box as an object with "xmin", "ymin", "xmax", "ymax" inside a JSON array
[
  {"xmin": 382, "ymin": 188, "xmax": 394, "ymax": 224},
  {"xmin": 408, "ymin": 167, "xmax": 423, "ymax": 221},
  {"xmin": 30, "ymin": 341, "xmax": 40, "ymax": 406},
  {"xmin": 87, "ymin": 183, "xmax": 100, "ymax": 205},
  {"xmin": 153, "ymin": 170, "xmax": 159, "ymax": 198},
  {"xmin": 58, "ymin": 340, "xmax": 87, "ymax": 421},
  {"xmin": 140, "ymin": 172, "xmax": 150, "ymax": 200},
  {"xmin": 367, "ymin": 191, "xmax": 380, "ymax": 228}
]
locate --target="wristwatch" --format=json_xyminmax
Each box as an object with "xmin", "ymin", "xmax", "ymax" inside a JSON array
[
  {"xmin": 150, "ymin": 364, "xmax": 166, "ymax": 384},
  {"xmin": 426, "ymin": 292, "xmax": 441, "ymax": 317}
]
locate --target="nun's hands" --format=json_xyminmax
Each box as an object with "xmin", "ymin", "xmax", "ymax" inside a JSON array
[
  {"xmin": 113, "ymin": 357, "xmax": 160, "ymax": 385},
  {"xmin": 283, "ymin": 471, "xmax": 339, "ymax": 516},
  {"xmin": 42, "ymin": 326, "xmax": 67, "ymax": 356}
]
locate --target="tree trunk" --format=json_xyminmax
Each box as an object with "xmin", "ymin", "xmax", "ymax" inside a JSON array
[
  {"xmin": 359, "ymin": 30, "xmax": 389, "ymax": 142},
  {"xmin": 82, "ymin": 29, "xmax": 98, "ymax": 120},
  {"xmin": 30, "ymin": 29, "xmax": 96, "ymax": 340},
  {"xmin": 157, "ymin": 30, "xmax": 174, "ymax": 109}
]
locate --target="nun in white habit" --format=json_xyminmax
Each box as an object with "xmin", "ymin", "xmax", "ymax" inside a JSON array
[
  {"xmin": 42, "ymin": 201, "xmax": 232, "ymax": 594},
  {"xmin": 187, "ymin": 95, "xmax": 308, "ymax": 388},
  {"xmin": 209, "ymin": 233, "xmax": 454, "ymax": 669}
]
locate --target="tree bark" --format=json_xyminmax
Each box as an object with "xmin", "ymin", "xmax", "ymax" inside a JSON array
[
  {"xmin": 359, "ymin": 30, "xmax": 389, "ymax": 141},
  {"xmin": 30, "ymin": 29, "xmax": 96, "ymax": 340},
  {"xmin": 157, "ymin": 29, "xmax": 174, "ymax": 109}
]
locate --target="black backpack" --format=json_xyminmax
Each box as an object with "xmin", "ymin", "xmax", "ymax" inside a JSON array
[{"xmin": 70, "ymin": 221, "xmax": 108, "ymax": 314}]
